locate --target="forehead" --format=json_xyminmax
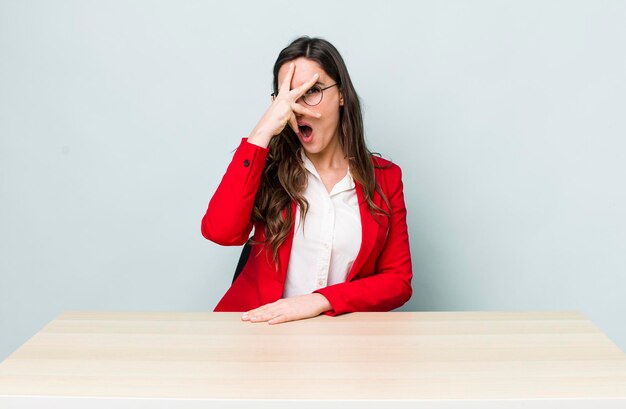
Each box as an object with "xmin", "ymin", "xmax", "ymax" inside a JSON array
[{"xmin": 277, "ymin": 57, "xmax": 330, "ymax": 87}]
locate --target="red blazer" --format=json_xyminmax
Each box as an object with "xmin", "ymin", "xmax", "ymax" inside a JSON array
[{"xmin": 201, "ymin": 138, "xmax": 413, "ymax": 316}]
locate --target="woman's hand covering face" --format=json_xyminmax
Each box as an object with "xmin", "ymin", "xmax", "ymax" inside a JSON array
[{"xmin": 250, "ymin": 62, "xmax": 322, "ymax": 145}]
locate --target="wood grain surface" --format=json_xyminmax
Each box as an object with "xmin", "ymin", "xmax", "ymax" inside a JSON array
[{"xmin": 1, "ymin": 311, "xmax": 625, "ymax": 408}]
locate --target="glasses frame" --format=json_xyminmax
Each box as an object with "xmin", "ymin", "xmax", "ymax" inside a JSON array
[{"xmin": 271, "ymin": 83, "xmax": 338, "ymax": 106}]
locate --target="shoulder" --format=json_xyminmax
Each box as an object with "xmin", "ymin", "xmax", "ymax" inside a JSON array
[
  {"xmin": 371, "ymin": 155, "xmax": 402, "ymax": 179},
  {"xmin": 370, "ymin": 154, "xmax": 404, "ymax": 195}
]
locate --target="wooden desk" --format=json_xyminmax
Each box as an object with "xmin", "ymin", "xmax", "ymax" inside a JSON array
[{"xmin": 1, "ymin": 311, "xmax": 625, "ymax": 408}]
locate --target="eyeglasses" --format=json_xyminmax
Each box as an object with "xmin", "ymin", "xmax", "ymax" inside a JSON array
[{"xmin": 271, "ymin": 83, "xmax": 338, "ymax": 106}]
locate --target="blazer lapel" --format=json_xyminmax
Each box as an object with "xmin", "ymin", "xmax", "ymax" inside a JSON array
[{"xmin": 346, "ymin": 181, "xmax": 379, "ymax": 281}]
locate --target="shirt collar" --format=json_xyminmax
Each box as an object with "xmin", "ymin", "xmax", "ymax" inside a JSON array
[{"xmin": 300, "ymin": 150, "xmax": 355, "ymax": 195}]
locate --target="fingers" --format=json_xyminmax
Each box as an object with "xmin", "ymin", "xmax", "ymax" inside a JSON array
[
  {"xmin": 241, "ymin": 295, "xmax": 322, "ymax": 325},
  {"xmin": 243, "ymin": 309, "xmax": 287, "ymax": 324},
  {"xmin": 268, "ymin": 315, "xmax": 288, "ymax": 325},
  {"xmin": 288, "ymin": 112, "xmax": 299, "ymax": 135},
  {"xmin": 275, "ymin": 112, "xmax": 298, "ymax": 136},
  {"xmin": 278, "ymin": 62, "xmax": 295, "ymax": 97},
  {"xmin": 293, "ymin": 73, "xmax": 319, "ymax": 100},
  {"xmin": 242, "ymin": 302, "xmax": 290, "ymax": 324},
  {"xmin": 242, "ymin": 302, "xmax": 274, "ymax": 321},
  {"xmin": 291, "ymin": 102, "xmax": 322, "ymax": 118},
  {"xmin": 278, "ymin": 64, "xmax": 319, "ymax": 102}
]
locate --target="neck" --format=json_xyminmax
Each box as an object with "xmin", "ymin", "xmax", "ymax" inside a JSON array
[{"xmin": 304, "ymin": 135, "xmax": 348, "ymax": 171}]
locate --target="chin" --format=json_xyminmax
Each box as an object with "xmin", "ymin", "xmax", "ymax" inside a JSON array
[
  {"xmin": 302, "ymin": 143, "xmax": 324, "ymax": 155},
  {"xmin": 299, "ymin": 131, "xmax": 331, "ymax": 155}
]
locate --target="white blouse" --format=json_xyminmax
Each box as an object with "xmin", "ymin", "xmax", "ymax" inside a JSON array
[{"xmin": 282, "ymin": 150, "xmax": 362, "ymax": 298}]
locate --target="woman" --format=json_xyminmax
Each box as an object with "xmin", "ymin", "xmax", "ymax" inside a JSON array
[{"xmin": 201, "ymin": 36, "xmax": 412, "ymax": 325}]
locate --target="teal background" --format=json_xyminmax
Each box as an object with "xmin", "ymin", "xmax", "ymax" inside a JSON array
[{"xmin": 1, "ymin": 0, "xmax": 625, "ymax": 361}]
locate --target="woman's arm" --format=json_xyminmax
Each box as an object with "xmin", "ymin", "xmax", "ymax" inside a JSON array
[
  {"xmin": 200, "ymin": 138, "xmax": 269, "ymax": 245},
  {"xmin": 313, "ymin": 165, "xmax": 413, "ymax": 315},
  {"xmin": 202, "ymin": 64, "xmax": 321, "ymax": 246}
]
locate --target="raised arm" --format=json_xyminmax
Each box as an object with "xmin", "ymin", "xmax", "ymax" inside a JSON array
[
  {"xmin": 201, "ymin": 62, "xmax": 322, "ymax": 245},
  {"xmin": 200, "ymin": 138, "xmax": 269, "ymax": 245}
]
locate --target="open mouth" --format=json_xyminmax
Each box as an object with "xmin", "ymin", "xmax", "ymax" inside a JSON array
[{"xmin": 298, "ymin": 124, "xmax": 314, "ymax": 143}]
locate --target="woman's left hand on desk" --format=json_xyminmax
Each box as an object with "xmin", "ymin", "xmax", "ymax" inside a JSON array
[{"xmin": 241, "ymin": 293, "xmax": 332, "ymax": 325}]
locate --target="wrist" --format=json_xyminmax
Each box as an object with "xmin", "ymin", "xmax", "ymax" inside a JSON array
[
  {"xmin": 312, "ymin": 293, "xmax": 332, "ymax": 314},
  {"xmin": 247, "ymin": 128, "xmax": 273, "ymax": 148}
]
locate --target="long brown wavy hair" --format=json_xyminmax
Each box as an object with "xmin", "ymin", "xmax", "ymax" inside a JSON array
[{"xmin": 252, "ymin": 36, "xmax": 391, "ymax": 267}]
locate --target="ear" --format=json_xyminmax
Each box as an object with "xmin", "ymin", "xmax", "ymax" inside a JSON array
[{"xmin": 339, "ymin": 92, "xmax": 344, "ymax": 106}]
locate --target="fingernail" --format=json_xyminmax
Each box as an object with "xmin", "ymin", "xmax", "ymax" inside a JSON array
[
  {"xmin": 290, "ymin": 63, "xmax": 294, "ymax": 68},
  {"xmin": 242, "ymin": 312, "xmax": 249, "ymax": 318}
]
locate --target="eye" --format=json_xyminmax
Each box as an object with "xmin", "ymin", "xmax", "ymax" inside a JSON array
[{"xmin": 306, "ymin": 86, "xmax": 322, "ymax": 94}]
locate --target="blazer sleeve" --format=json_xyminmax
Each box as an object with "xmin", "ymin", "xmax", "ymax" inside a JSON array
[
  {"xmin": 313, "ymin": 164, "xmax": 413, "ymax": 315},
  {"xmin": 201, "ymin": 137, "xmax": 269, "ymax": 245}
]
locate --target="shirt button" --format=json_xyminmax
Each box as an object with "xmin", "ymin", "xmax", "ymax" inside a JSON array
[{"xmin": 243, "ymin": 159, "xmax": 250, "ymax": 167}]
